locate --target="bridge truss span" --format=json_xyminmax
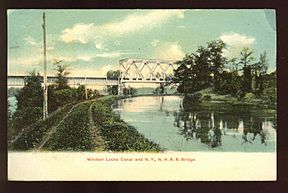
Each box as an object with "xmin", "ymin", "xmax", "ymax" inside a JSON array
[{"xmin": 119, "ymin": 58, "xmax": 178, "ymax": 83}]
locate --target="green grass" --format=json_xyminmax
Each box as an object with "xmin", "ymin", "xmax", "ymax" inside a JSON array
[
  {"xmin": 9, "ymin": 103, "xmax": 75, "ymax": 150},
  {"xmin": 91, "ymin": 98, "xmax": 162, "ymax": 152},
  {"xmin": 42, "ymin": 102, "xmax": 95, "ymax": 151}
]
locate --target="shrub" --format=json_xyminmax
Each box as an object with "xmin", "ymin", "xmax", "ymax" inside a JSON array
[{"xmin": 243, "ymin": 92, "xmax": 256, "ymax": 102}]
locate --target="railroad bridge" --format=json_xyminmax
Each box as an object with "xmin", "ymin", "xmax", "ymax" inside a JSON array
[
  {"xmin": 7, "ymin": 75, "xmax": 118, "ymax": 87},
  {"xmin": 118, "ymin": 58, "xmax": 178, "ymax": 95}
]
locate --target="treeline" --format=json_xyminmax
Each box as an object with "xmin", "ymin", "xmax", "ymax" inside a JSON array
[
  {"xmin": 170, "ymin": 40, "xmax": 276, "ymax": 105},
  {"xmin": 8, "ymin": 62, "xmax": 100, "ymax": 141}
]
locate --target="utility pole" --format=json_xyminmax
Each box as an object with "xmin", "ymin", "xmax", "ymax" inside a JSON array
[
  {"xmin": 42, "ymin": 12, "xmax": 48, "ymax": 119},
  {"xmin": 85, "ymin": 75, "xmax": 88, "ymax": 100}
]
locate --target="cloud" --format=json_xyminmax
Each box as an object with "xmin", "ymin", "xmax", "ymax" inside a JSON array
[
  {"xmin": 95, "ymin": 43, "xmax": 106, "ymax": 50},
  {"xmin": 177, "ymin": 25, "xmax": 186, "ymax": 29},
  {"xmin": 151, "ymin": 39, "xmax": 160, "ymax": 47},
  {"xmin": 69, "ymin": 64, "xmax": 117, "ymax": 76},
  {"xmin": 24, "ymin": 36, "xmax": 38, "ymax": 46},
  {"xmin": 60, "ymin": 10, "xmax": 186, "ymax": 44},
  {"xmin": 154, "ymin": 42, "xmax": 185, "ymax": 60},
  {"xmin": 60, "ymin": 23, "xmax": 95, "ymax": 44},
  {"xmin": 54, "ymin": 50, "xmax": 136, "ymax": 64},
  {"xmin": 9, "ymin": 56, "xmax": 43, "ymax": 67},
  {"xmin": 24, "ymin": 34, "xmax": 56, "ymax": 52},
  {"xmin": 219, "ymin": 33, "xmax": 255, "ymax": 59}
]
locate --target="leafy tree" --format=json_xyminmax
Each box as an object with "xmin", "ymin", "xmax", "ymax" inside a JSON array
[
  {"xmin": 214, "ymin": 71, "xmax": 241, "ymax": 96},
  {"xmin": 171, "ymin": 54, "xmax": 199, "ymax": 93},
  {"xmin": 107, "ymin": 85, "xmax": 118, "ymax": 95},
  {"xmin": 239, "ymin": 47, "xmax": 255, "ymax": 93},
  {"xmin": 53, "ymin": 60, "xmax": 70, "ymax": 90},
  {"xmin": 239, "ymin": 47, "xmax": 255, "ymax": 68},
  {"xmin": 253, "ymin": 51, "xmax": 269, "ymax": 95},
  {"xmin": 11, "ymin": 72, "xmax": 43, "ymax": 131},
  {"xmin": 16, "ymin": 72, "xmax": 43, "ymax": 109},
  {"xmin": 194, "ymin": 46, "xmax": 212, "ymax": 88},
  {"xmin": 107, "ymin": 70, "xmax": 120, "ymax": 95},
  {"xmin": 257, "ymin": 51, "xmax": 269, "ymax": 75},
  {"xmin": 87, "ymin": 88, "xmax": 100, "ymax": 99},
  {"xmin": 207, "ymin": 40, "xmax": 227, "ymax": 78},
  {"xmin": 227, "ymin": 58, "xmax": 239, "ymax": 73},
  {"xmin": 107, "ymin": 70, "xmax": 120, "ymax": 80},
  {"xmin": 171, "ymin": 40, "xmax": 227, "ymax": 94},
  {"xmin": 261, "ymin": 71, "xmax": 276, "ymax": 105}
]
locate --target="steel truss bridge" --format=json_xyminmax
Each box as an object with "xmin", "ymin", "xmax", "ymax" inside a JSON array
[
  {"xmin": 7, "ymin": 75, "xmax": 118, "ymax": 87},
  {"xmin": 118, "ymin": 58, "xmax": 178, "ymax": 94}
]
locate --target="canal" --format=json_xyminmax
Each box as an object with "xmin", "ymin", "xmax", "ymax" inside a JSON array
[{"xmin": 114, "ymin": 96, "xmax": 276, "ymax": 152}]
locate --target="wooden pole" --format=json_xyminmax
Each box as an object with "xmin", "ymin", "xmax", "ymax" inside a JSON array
[{"xmin": 42, "ymin": 12, "xmax": 48, "ymax": 119}]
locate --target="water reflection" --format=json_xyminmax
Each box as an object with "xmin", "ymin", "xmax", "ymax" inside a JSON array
[
  {"xmin": 115, "ymin": 96, "xmax": 276, "ymax": 152},
  {"xmin": 174, "ymin": 110, "xmax": 274, "ymax": 148}
]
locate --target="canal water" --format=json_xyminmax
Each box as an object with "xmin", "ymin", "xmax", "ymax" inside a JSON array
[{"xmin": 114, "ymin": 96, "xmax": 276, "ymax": 152}]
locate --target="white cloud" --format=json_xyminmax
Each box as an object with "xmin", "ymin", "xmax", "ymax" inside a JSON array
[
  {"xmin": 24, "ymin": 36, "xmax": 38, "ymax": 46},
  {"xmin": 219, "ymin": 33, "xmax": 255, "ymax": 59},
  {"xmin": 60, "ymin": 10, "xmax": 186, "ymax": 44},
  {"xmin": 60, "ymin": 23, "xmax": 95, "ymax": 44},
  {"xmin": 69, "ymin": 64, "xmax": 117, "ymax": 76},
  {"xmin": 94, "ymin": 50, "xmax": 136, "ymax": 58},
  {"xmin": 95, "ymin": 43, "xmax": 105, "ymax": 50},
  {"xmin": 177, "ymin": 25, "xmax": 186, "ymax": 29},
  {"xmin": 9, "ymin": 56, "xmax": 42, "ymax": 67},
  {"xmin": 154, "ymin": 42, "xmax": 185, "ymax": 60},
  {"xmin": 151, "ymin": 39, "xmax": 160, "ymax": 47}
]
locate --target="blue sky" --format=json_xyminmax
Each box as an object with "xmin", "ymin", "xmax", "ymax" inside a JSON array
[{"xmin": 8, "ymin": 9, "xmax": 276, "ymax": 76}]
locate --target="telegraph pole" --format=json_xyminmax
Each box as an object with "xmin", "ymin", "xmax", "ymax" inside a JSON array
[
  {"xmin": 85, "ymin": 75, "xmax": 88, "ymax": 100},
  {"xmin": 42, "ymin": 12, "xmax": 48, "ymax": 119}
]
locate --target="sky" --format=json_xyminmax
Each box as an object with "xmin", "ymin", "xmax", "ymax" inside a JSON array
[{"xmin": 7, "ymin": 9, "xmax": 276, "ymax": 77}]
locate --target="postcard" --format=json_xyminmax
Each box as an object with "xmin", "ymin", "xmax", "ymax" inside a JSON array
[{"xmin": 7, "ymin": 9, "xmax": 276, "ymax": 181}]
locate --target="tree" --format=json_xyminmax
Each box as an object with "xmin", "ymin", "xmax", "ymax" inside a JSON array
[
  {"xmin": 227, "ymin": 58, "xmax": 239, "ymax": 73},
  {"xmin": 107, "ymin": 70, "xmax": 120, "ymax": 95},
  {"xmin": 171, "ymin": 40, "xmax": 227, "ymax": 94},
  {"xmin": 253, "ymin": 51, "xmax": 269, "ymax": 95},
  {"xmin": 107, "ymin": 70, "xmax": 120, "ymax": 80},
  {"xmin": 16, "ymin": 71, "xmax": 43, "ymax": 110},
  {"xmin": 257, "ymin": 51, "xmax": 269, "ymax": 75},
  {"xmin": 239, "ymin": 47, "xmax": 255, "ymax": 68},
  {"xmin": 207, "ymin": 40, "xmax": 227, "ymax": 77},
  {"xmin": 53, "ymin": 60, "xmax": 70, "ymax": 90},
  {"xmin": 107, "ymin": 85, "xmax": 118, "ymax": 95},
  {"xmin": 239, "ymin": 47, "xmax": 255, "ymax": 93},
  {"xmin": 12, "ymin": 71, "xmax": 43, "ymax": 131},
  {"xmin": 171, "ymin": 54, "xmax": 199, "ymax": 94}
]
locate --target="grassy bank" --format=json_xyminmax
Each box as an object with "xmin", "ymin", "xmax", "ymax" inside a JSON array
[
  {"xmin": 42, "ymin": 101, "xmax": 97, "ymax": 151},
  {"xmin": 9, "ymin": 102, "xmax": 75, "ymax": 150},
  {"xmin": 91, "ymin": 96, "xmax": 162, "ymax": 152},
  {"xmin": 186, "ymin": 88, "xmax": 276, "ymax": 109},
  {"xmin": 9, "ymin": 95, "xmax": 162, "ymax": 152}
]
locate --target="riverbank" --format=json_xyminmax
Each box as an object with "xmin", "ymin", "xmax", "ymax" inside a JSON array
[
  {"xmin": 183, "ymin": 88, "xmax": 276, "ymax": 109},
  {"xmin": 8, "ymin": 96, "xmax": 162, "ymax": 152},
  {"xmin": 91, "ymin": 96, "xmax": 162, "ymax": 152}
]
